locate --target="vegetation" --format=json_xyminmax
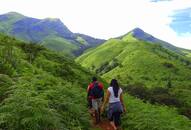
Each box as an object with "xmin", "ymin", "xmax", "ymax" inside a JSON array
[
  {"xmin": 122, "ymin": 94, "xmax": 191, "ymax": 130},
  {"xmin": 124, "ymin": 84, "xmax": 191, "ymax": 119},
  {"xmin": 41, "ymin": 35, "xmax": 79, "ymax": 57},
  {"xmin": 77, "ymin": 33, "xmax": 191, "ymax": 129},
  {"xmin": 0, "ymin": 24, "xmax": 191, "ymax": 130},
  {"xmin": 182, "ymin": 49, "xmax": 191, "ymax": 58},
  {"xmin": 76, "ymin": 34, "xmax": 191, "ymax": 88},
  {"xmin": 0, "ymin": 12, "xmax": 105, "ymax": 56},
  {"xmin": 0, "ymin": 33, "xmax": 95, "ymax": 130}
]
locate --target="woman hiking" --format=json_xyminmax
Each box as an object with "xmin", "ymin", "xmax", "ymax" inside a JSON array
[{"xmin": 101, "ymin": 79, "xmax": 126, "ymax": 130}]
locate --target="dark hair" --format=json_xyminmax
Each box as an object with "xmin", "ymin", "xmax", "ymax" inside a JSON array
[
  {"xmin": 92, "ymin": 77, "xmax": 97, "ymax": 82},
  {"xmin": 110, "ymin": 79, "xmax": 119, "ymax": 97}
]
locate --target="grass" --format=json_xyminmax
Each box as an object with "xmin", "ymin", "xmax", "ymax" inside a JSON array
[
  {"xmin": 0, "ymin": 33, "xmax": 95, "ymax": 130},
  {"xmin": 76, "ymin": 36, "xmax": 89, "ymax": 46},
  {"xmin": 76, "ymin": 33, "xmax": 191, "ymax": 128},
  {"xmin": 0, "ymin": 12, "xmax": 105, "ymax": 56},
  {"xmin": 76, "ymin": 34, "xmax": 191, "ymax": 88},
  {"xmin": 0, "ymin": 12, "xmax": 24, "ymax": 33},
  {"xmin": 1, "ymin": 26, "xmax": 191, "ymax": 130},
  {"xmin": 122, "ymin": 94, "xmax": 191, "ymax": 130},
  {"xmin": 41, "ymin": 35, "xmax": 79, "ymax": 56},
  {"xmin": 182, "ymin": 49, "xmax": 191, "ymax": 58}
]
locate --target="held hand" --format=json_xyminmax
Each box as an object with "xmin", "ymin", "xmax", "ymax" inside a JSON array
[{"xmin": 100, "ymin": 106, "xmax": 104, "ymax": 114}]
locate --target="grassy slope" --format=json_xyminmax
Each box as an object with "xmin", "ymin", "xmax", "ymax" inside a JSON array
[
  {"xmin": 0, "ymin": 33, "xmax": 191, "ymax": 130},
  {"xmin": 0, "ymin": 13, "xmax": 77, "ymax": 56},
  {"xmin": 0, "ymin": 33, "xmax": 95, "ymax": 130},
  {"xmin": 0, "ymin": 12, "xmax": 24, "ymax": 33},
  {"xmin": 182, "ymin": 49, "xmax": 191, "ymax": 58},
  {"xmin": 76, "ymin": 36, "xmax": 89, "ymax": 46},
  {"xmin": 76, "ymin": 34, "xmax": 191, "ymax": 88},
  {"xmin": 0, "ymin": 12, "xmax": 105, "ymax": 56},
  {"xmin": 76, "ymin": 34, "xmax": 191, "ymax": 127},
  {"xmin": 122, "ymin": 94, "xmax": 191, "ymax": 130},
  {"xmin": 41, "ymin": 35, "xmax": 79, "ymax": 56},
  {"xmin": 76, "ymin": 34, "xmax": 191, "ymax": 130}
]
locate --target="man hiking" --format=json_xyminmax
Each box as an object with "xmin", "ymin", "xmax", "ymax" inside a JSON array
[{"xmin": 87, "ymin": 77, "xmax": 104, "ymax": 124}]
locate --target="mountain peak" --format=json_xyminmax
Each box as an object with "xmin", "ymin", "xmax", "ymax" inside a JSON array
[
  {"xmin": 127, "ymin": 27, "xmax": 185, "ymax": 54},
  {"xmin": 0, "ymin": 12, "xmax": 25, "ymax": 20},
  {"xmin": 131, "ymin": 27, "xmax": 145, "ymax": 34},
  {"xmin": 5, "ymin": 12, "xmax": 24, "ymax": 17},
  {"xmin": 44, "ymin": 18, "xmax": 61, "ymax": 22}
]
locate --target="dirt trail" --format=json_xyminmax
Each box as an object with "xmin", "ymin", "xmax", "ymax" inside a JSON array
[
  {"xmin": 91, "ymin": 118, "xmax": 114, "ymax": 130},
  {"xmin": 98, "ymin": 119, "xmax": 115, "ymax": 130},
  {"xmin": 89, "ymin": 109, "xmax": 114, "ymax": 130}
]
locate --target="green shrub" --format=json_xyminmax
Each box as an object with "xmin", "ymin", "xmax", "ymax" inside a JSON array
[
  {"xmin": 0, "ymin": 74, "xmax": 13, "ymax": 102},
  {"xmin": 124, "ymin": 84, "xmax": 149, "ymax": 100},
  {"xmin": 122, "ymin": 95, "xmax": 191, "ymax": 130},
  {"xmin": 0, "ymin": 34, "xmax": 92, "ymax": 130},
  {"xmin": 0, "ymin": 74, "xmax": 90, "ymax": 130},
  {"xmin": 19, "ymin": 43, "xmax": 45, "ymax": 63}
]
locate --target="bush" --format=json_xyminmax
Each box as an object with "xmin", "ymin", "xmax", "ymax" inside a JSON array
[
  {"xmin": 0, "ymin": 44, "xmax": 18, "ymax": 76},
  {"xmin": 179, "ymin": 107, "xmax": 191, "ymax": 119},
  {"xmin": 0, "ymin": 74, "xmax": 90, "ymax": 130},
  {"xmin": 0, "ymin": 61, "xmax": 15, "ymax": 76},
  {"xmin": 122, "ymin": 95, "xmax": 191, "ymax": 130},
  {"xmin": 0, "ymin": 74, "xmax": 13, "ymax": 102},
  {"xmin": 125, "ymin": 85, "xmax": 183, "ymax": 114},
  {"xmin": 125, "ymin": 84, "xmax": 149, "ymax": 100},
  {"xmin": 149, "ymin": 87, "xmax": 180, "ymax": 106},
  {"xmin": 19, "ymin": 43, "xmax": 45, "ymax": 63},
  {"xmin": 150, "ymin": 94, "xmax": 181, "ymax": 107},
  {"xmin": 163, "ymin": 62, "xmax": 174, "ymax": 68},
  {"xmin": 96, "ymin": 59, "xmax": 121, "ymax": 75}
]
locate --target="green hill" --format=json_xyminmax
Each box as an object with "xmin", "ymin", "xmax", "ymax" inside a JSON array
[
  {"xmin": 182, "ymin": 49, "xmax": 191, "ymax": 58},
  {"xmin": 0, "ymin": 12, "xmax": 25, "ymax": 33},
  {"xmin": 0, "ymin": 12, "xmax": 105, "ymax": 56},
  {"xmin": 0, "ymin": 33, "xmax": 96, "ymax": 129},
  {"xmin": 76, "ymin": 33, "xmax": 191, "ymax": 121},
  {"xmin": 121, "ymin": 28, "xmax": 191, "ymax": 56},
  {"xmin": 0, "ymin": 33, "xmax": 191, "ymax": 130},
  {"xmin": 40, "ymin": 35, "xmax": 78, "ymax": 55},
  {"xmin": 76, "ymin": 33, "xmax": 191, "ymax": 88}
]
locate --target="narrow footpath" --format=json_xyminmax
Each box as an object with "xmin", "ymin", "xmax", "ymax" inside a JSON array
[
  {"xmin": 91, "ymin": 117, "xmax": 114, "ymax": 130},
  {"xmin": 89, "ymin": 110, "xmax": 116, "ymax": 130}
]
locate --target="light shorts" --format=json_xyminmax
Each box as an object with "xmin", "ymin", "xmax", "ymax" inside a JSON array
[{"xmin": 92, "ymin": 98, "xmax": 102, "ymax": 111}]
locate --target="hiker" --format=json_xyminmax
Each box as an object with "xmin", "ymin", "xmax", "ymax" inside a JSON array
[
  {"xmin": 101, "ymin": 79, "xmax": 126, "ymax": 130},
  {"xmin": 87, "ymin": 77, "xmax": 104, "ymax": 123}
]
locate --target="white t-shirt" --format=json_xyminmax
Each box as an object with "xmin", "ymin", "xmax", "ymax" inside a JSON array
[{"xmin": 108, "ymin": 86, "xmax": 122, "ymax": 103}]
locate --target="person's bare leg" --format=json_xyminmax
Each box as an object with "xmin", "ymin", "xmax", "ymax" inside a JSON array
[{"xmin": 110, "ymin": 121, "xmax": 117, "ymax": 130}]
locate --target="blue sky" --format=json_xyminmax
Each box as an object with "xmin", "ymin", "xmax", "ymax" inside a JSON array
[
  {"xmin": 170, "ymin": 8, "xmax": 191, "ymax": 36},
  {"xmin": 0, "ymin": 0, "xmax": 191, "ymax": 49}
]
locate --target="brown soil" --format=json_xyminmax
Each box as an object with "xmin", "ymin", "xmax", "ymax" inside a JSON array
[
  {"xmin": 99, "ymin": 119, "xmax": 115, "ymax": 130},
  {"xmin": 91, "ymin": 118, "xmax": 114, "ymax": 130},
  {"xmin": 89, "ymin": 109, "xmax": 115, "ymax": 130}
]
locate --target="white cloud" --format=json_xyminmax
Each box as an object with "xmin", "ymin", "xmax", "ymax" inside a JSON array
[{"xmin": 0, "ymin": 0, "xmax": 191, "ymax": 49}]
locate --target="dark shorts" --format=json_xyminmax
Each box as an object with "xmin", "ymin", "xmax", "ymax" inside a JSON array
[
  {"xmin": 108, "ymin": 102, "xmax": 123, "ymax": 126},
  {"xmin": 109, "ymin": 112, "xmax": 121, "ymax": 126}
]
